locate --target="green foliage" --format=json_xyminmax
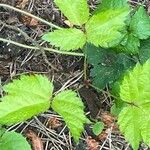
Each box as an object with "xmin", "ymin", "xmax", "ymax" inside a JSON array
[
  {"xmin": 119, "ymin": 60, "xmax": 150, "ymax": 104},
  {"xmin": 0, "ymin": 75, "xmax": 89, "ymax": 143},
  {"xmin": 139, "ymin": 38, "xmax": 150, "ymax": 64},
  {"xmin": 130, "ymin": 6, "xmax": 150, "ymax": 40},
  {"xmin": 42, "ymin": 28, "xmax": 86, "ymax": 51},
  {"xmin": 42, "ymin": 1, "xmax": 150, "ymax": 53},
  {"xmin": 84, "ymin": 44, "xmax": 135, "ymax": 89},
  {"xmin": 92, "ymin": 121, "xmax": 104, "ymax": 136},
  {"xmin": 0, "ymin": 131, "xmax": 31, "ymax": 150},
  {"xmin": 0, "ymin": 75, "xmax": 53, "ymax": 125},
  {"xmin": 84, "ymin": 3, "xmax": 150, "ymax": 92},
  {"xmin": 118, "ymin": 33, "xmax": 140, "ymax": 54},
  {"xmin": 0, "ymin": 128, "xmax": 5, "ymax": 137},
  {"xmin": 118, "ymin": 60, "xmax": 150, "ymax": 150},
  {"xmin": 94, "ymin": 0, "xmax": 129, "ymax": 14},
  {"xmin": 54, "ymin": 0, "xmax": 89, "ymax": 25},
  {"xmin": 85, "ymin": 8, "xmax": 129, "ymax": 48},
  {"xmin": 111, "ymin": 102, "xmax": 125, "ymax": 116},
  {"xmin": 118, "ymin": 6, "xmax": 150, "ymax": 54},
  {"xmin": 3, "ymin": 0, "xmax": 150, "ymax": 147},
  {"xmin": 52, "ymin": 90, "xmax": 89, "ymax": 142},
  {"xmin": 119, "ymin": 107, "xmax": 142, "ymax": 150},
  {"xmin": 42, "ymin": 0, "xmax": 130, "ymax": 51},
  {"xmin": 110, "ymin": 80, "xmax": 127, "ymax": 116}
]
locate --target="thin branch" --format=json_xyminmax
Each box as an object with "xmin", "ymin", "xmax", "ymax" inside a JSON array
[
  {"xmin": 0, "ymin": 4, "xmax": 84, "ymax": 57},
  {"xmin": 0, "ymin": 3, "xmax": 61, "ymax": 29},
  {"xmin": 0, "ymin": 20, "xmax": 59, "ymax": 71},
  {"xmin": 0, "ymin": 38, "xmax": 84, "ymax": 57}
]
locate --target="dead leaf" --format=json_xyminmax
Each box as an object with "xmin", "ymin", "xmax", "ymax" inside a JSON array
[
  {"xmin": 48, "ymin": 117, "xmax": 62, "ymax": 129},
  {"xmin": 16, "ymin": 0, "xmax": 29, "ymax": 9},
  {"xmin": 20, "ymin": 15, "xmax": 39, "ymax": 27},
  {"xmin": 101, "ymin": 112, "xmax": 116, "ymax": 127},
  {"xmin": 79, "ymin": 87, "xmax": 100, "ymax": 118},
  {"xmin": 86, "ymin": 136, "xmax": 100, "ymax": 150},
  {"xmin": 111, "ymin": 122, "xmax": 118, "ymax": 131},
  {"xmin": 26, "ymin": 130, "xmax": 43, "ymax": 150},
  {"xmin": 100, "ymin": 112, "xmax": 118, "ymax": 132},
  {"xmin": 97, "ymin": 130, "xmax": 108, "ymax": 141},
  {"xmin": 29, "ymin": 18, "xmax": 39, "ymax": 26}
]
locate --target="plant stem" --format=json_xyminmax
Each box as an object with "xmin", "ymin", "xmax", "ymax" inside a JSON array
[
  {"xmin": 0, "ymin": 3, "xmax": 61, "ymax": 29},
  {"xmin": 83, "ymin": 55, "xmax": 88, "ymax": 81},
  {"xmin": 0, "ymin": 38, "xmax": 84, "ymax": 57},
  {"xmin": 0, "ymin": 4, "xmax": 84, "ymax": 57},
  {"xmin": 0, "ymin": 20, "xmax": 59, "ymax": 71}
]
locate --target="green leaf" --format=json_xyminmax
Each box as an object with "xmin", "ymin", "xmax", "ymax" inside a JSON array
[
  {"xmin": 84, "ymin": 44, "xmax": 135, "ymax": 89},
  {"xmin": 54, "ymin": 0, "xmax": 89, "ymax": 25},
  {"xmin": 118, "ymin": 106, "xmax": 142, "ymax": 150},
  {"xmin": 119, "ymin": 104, "xmax": 150, "ymax": 150},
  {"xmin": 0, "ymin": 75, "xmax": 53, "ymax": 125},
  {"xmin": 120, "ymin": 60, "xmax": 150, "ymax": 105},
  {"xmin": 85, "ymin": 8, "xmax": 129, "ymax": 48},
  {"xmin": 140, "ymin": 103, "xmax": 150, "ymax": 146},
  {"xmin": 118, "ymin": 33, "xmax": 140, "ymax": 54},
  {"xmin": 130, "ymin": 6, "xmax": 150, "ymax": 39},
  {"xmin": 92, "ymin": 122, "xmax": 104, "ymax": 136},
  {"xmin": 111, "ymin": 97, "xmax": 127, "ymax": 116},
  {"xmin": 111, "ymin": 80, "xmax": 127, "ymax": 116},
  {"xmin": 139, "ymin": 38, "xmax": 150, "ymax": 64},
  {"xmin": 94, "ymin": 0, "xmax": 129, "ymax": 14},
  {"xmin": 52, "ymin": 90, "xmax": 89, "ymax": 142},
  {"xmin": 117, "ymin": 7, "xmax": 150, "ymax": 54},
  {"xmin": 42, "ymin": 28, "xmax": 86, "ymax": 51},
  {"xmin": 0, "ymin": 128, "xmax": 5, "ymax": 137},
  {"xmin": 118, "ymin": 60, "xmax": 150, "ymax": 150},
  {"xmin": 0, "ymin": 131, "xmax": 31, "ymax": 150}
]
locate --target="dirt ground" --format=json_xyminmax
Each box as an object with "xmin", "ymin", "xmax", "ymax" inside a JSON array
[{"xmin": 0, "ymin": 0, "xmax": 149, "ymax": 150}]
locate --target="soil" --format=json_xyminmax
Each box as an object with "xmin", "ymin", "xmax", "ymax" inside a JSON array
[{"xmin": 0, "ymin": 0, "xmax": 149, "ymax": 150}]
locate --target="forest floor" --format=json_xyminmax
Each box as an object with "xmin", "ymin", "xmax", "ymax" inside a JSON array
[{"xmin": 0, "ymin": 0, "xmax": 149, "ymax": 150}]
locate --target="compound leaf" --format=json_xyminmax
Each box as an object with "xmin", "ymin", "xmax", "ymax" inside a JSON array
[
  {"xmin": 95, "ymin": 0, "xmax": 129, "ymax": 14},
  {"xmin": 118, "ymin": 60, "xmax": 150, "ymax": 149},
  {"xmin": 85, "ymin": 8, "xmax": 129, "ymax": 48},
  {"xmin": 84, "ymin": 44, "xmax": 135, "ymax": 89},
  {"xmin": 0, "ymin": 75, "xmax": 53, "ymax": 125},
  {"xmin": 42, "ymin": 28, "xmax": 86, "ymax": 51},
  {"xmin": 52, "ymin": 90, "xmax": 89, "ymax": 142},
  {"xmin": 117, "ymin": 7, "xmax": 150, "ymax": 54},
  {"xmin": 54, "ymin": 0, "xmax": 89, "ymax": 25},
  {"xmin": 0, "ymin": 131, "xmax": 31, "ymax": 150},
  {"xmin": 130, "ymin": 6, "xmax": 150, "ymax": 40}
]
